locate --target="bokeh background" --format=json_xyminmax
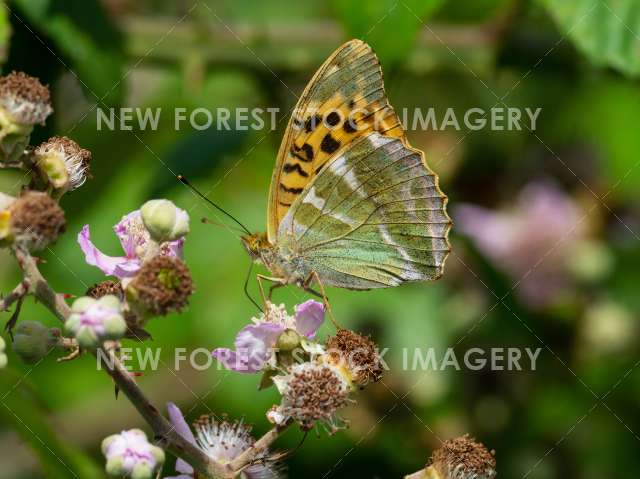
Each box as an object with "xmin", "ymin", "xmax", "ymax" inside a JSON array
[{"xmin": 1, "ymin": 0, "xmax": 639, "ymax": 477}]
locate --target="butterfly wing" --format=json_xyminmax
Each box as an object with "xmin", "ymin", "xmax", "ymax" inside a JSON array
[
  {"xmin": 277, "ymin": 132, "xmax": 451, "ymax": 289},
  {"xmin": 267, "ymin": 39, "xmax": 403, "ymax": 242}
]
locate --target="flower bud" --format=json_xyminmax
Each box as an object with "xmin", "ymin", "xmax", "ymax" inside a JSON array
[
  {"xmin": 0, "ymin": 72, "xmax": 52, "ymax": 162},
  {"xmin": 3, "ymin": 191, "xmax": 66, "ymax": 250},
  {"xmin": 65, "ymin": 295, "xmax": 126, "ymax": 349},
  {"xmin": 102, "ymin": 429, "xmax": 164, "ymax": 478},
  {"xmin": 127, "ymin": 255, "xmax": 193, "ymax": 317},
  {"xmin": 0, "ymin": 336, "xmax": 7, "ymax": 369},
  {"xmin": 12, "ymin": 321, "xmax": 58, "ymax": 364},
  {"xmin": 140, "ymin": 199, "xmax": 189, "ymax": 243},
  {"xmin": 34, "ymin": 136, "xmax": 91, "ymax": 192},
  {"xmin": 276, "ymin": 329, "xmax": 300, "ymax": 352}
]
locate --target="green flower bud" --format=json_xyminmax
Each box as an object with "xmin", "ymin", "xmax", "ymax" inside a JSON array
[
  {"xmin": 103, "ymin": 315, "xmax": 127, "ymax": 338},
  {"xmin": 276, "ymin": 329, "xmax": 300, "ymax": 352},
  {"xmin": 131, "ymin": 462, "xmax": 153, "ymax": 479},
  {"xmin": 150, "ymin": 445, "xmax": 165, "ymax": 464},
  {"xmin": 75, "ymin": 327, "xmax": 99, "ymax": 349},
  {"xmin": 97, "ymin": 294, "xmax": 121, "ymax": 310},
  {"xmin": 71, "ymin": 296, "xmax": 96, "ymax": 313},
  {"xmin": 105, "ymin": 456, "xmax": 125, "ymax": 476},
  {"xmin": 0, "ymin": 353, "xmax": 7, "ymax": 369},
  {"xmin": 140, "ymin": 199, "xmax": 189, "ymax": 243},
  {"xmin": 101, "ymin": 434, "xmax": 117, "ymax": 455},
  {"xmin": 13, "ymin": 321, "xmax": 57, "ymax": 364}
]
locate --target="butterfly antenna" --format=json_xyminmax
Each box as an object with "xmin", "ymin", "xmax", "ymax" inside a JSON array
[
  {"xmin": 201, "ymin": 217, "xmax": 246, "ymax": 234},
  {"xmin": 244, "ymin": 260, "xmax": 262, "ymax": 312},
  {"xmin": 177, "ymin": 175, "xmax": 252, "ymax": 235}
]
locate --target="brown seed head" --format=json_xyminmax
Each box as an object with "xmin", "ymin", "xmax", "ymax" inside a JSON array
[
  {"xmin": 86, "ymin": 280, "xmax": 124, "ymax": 300},
  {"xmin": 430, "ymin": 434, "xmax": 496, "ymax": 479},
  {"xmin": 0, "ymin": 71, "xmax": 52, "ymax": 125},
  {"xmin": 130, "ymin": 255, "xmax": 193, "ymax": 316},
  {"xmin": 9, "ymin": 191, "xmax": 65, "ymax": 250},
  {"xmin": 35, "ymin": 136, "xmax": 91, "ymax": 190},
  {"xmin": 326, "ymin": 329, "xmax": 383, "ymax": 386}
]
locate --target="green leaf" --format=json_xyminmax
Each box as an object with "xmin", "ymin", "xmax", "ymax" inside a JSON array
[
  {"xmin": 12, "ymin": 0, "xmax": 124, "ymax": 103},
  {"xmin": 0, "ymin": 5, "xmax": 10, "ymax": 67},
  {"xmin": 331, "ymin": 0, "xmax": 444, "ymax": 66},
  {"xmin": 0, "ymin": 369, "xmax": 103, "ymax": 477},
  {"xmin": 540, "ymin": 0, "xmax": 640, "ymax": 77}
]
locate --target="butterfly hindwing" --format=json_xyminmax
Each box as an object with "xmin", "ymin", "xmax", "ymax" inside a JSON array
[
  {"xmin": 267, "ymin": 39, "xmax": 403, "ymax": 242},
  {"xmin": 278, "ymin": 132, "xmax": 451, "ymax": 289}
]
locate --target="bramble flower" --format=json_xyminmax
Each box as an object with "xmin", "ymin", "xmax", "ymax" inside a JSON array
[
  {"xmin": 126, "ymin": 255, "xmax": 193, "ymax": 316},
  {"xmin": 141, "ymin": 199, "xmax": 190, "ymax": 243},
  {"xmin": 423, "ymin": 434, "xmax": 496, "ymax": 479},
  {"xmin": 1, "ymin": 191, "xmax": 66, "ymax": 250},
  {"xmin": 212, "ymin": 300, "xmax": 325, "ymax": 373},
  {"xmin": 34, "ymin": 136, "xmax": 91, "ymax": 192},
  {"xmin": 13, "ymin": 321, "xmax": 58, "ymax": 364},
  {"xmin": 166, "ymin": 402, "xmax": 282, "ymax": 479},
  {"xmin": 325, "ymin": 329, "xmax": 384, "ymax": 387},
  {"xmin": 0, "ymin": 71, "xmax": 52, "ymax": 162},
  {"xmin": 269, "ymin": 361, "xmax": 351, "ymax": 432},
  {"xmin": 65, "ymin": 295, "xmax": 126, "ymax": 348},
  {"xmin": 101, "ymin": 429, "xmax": 165, "ymax": 479},
  {"xmin": 78, "ymin": 209, "xmax": 185, "ymax": 279},
  {"xmin": 0, "ymin": 336, "xmax": 7, "ymax": 369},
  {"xmin": 455, "ymin": 181, "xmax": 586, "ymax": 308}
]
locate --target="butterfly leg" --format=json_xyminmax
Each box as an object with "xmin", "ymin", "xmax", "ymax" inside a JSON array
[
  {"xmin": 305, "ymin": 271, "xmax": 341, "ymax": 330},
  {"xmin": 256, "ymin": 274, "xmax": 285, "ymax": 315}
]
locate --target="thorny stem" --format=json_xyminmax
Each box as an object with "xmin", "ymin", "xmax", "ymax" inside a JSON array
[
  {"xmin": 8, "ymin": 245, "xmax": 289, "ymax": 479},
  {"xmin": 0, "ymin": 279, "xmax": 29, "ymax": 312}
]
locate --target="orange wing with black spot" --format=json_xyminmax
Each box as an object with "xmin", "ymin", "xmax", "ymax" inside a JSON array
[{"xmin": 266, "ymin": 39, "xmax": 405, "ymax": 242}]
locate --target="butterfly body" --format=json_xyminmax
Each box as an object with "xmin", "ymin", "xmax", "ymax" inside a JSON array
[{"xmin": 245, "ymin": 39, "xmax": 451, "ymax": 298}]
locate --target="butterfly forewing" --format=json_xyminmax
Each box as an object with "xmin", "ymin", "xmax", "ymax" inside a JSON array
[
  {"xmin": 278, "ymin": 132, "xmax": 451, "ymax": 289},
  {"xmin": 267, "ymin": 39, "xmax": 403, "ymax": 242}
]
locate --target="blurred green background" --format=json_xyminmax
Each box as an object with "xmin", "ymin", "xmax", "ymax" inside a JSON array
[{"xmin": 1, "ymin": 0, "xmax": 639, "ymax": 477}]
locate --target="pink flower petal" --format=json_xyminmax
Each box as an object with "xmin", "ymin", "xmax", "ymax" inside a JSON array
[
  {"xmin": 295, "ymin": 300, "xmax": 325, "ymax": 338},
  {"xmin": 166, "ymin": 402, "xmax": 196, "ymax": 475},
  {"xmin": 212, "ymin": 323, "xmax": 283, "ymax": 373},
  {"xmin": 78, "ymin": 225, "xmax": 139, "ymax": 278}
]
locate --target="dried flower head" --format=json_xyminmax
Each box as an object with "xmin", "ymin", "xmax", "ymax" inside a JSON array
[
  {"xmin": 271, "ymin": 362, "xmax": 351, "ymax": 432},
  {"xmin": 167, "ymin": 403, "xmax": 283, "ymax": 478},
  {"xmin": 326, "ymin": 329, "xmax": 383, "ymax": 387},
  {"xmin": 86, "ymin": 280, "xmax": 124, "ymax": 300},
  {"xmin": 0, "ymin": 71, "xmax": 52, "ymax": 126},
  {"xmin": 35, "ymin": 136, "xmax": 91, "ymax": 191},
  {"xmin": 7, "ymin": 191, "xmax": 66, "ymax": 250},
  {"xmin": 429, "ymin": 435, "xmax": 496, "ymax": 479},
  {"xmin": 127, "ymin": 255, "xmax": 193, "ymax": 316},
  {"xmin": 101, "ymin": 429, "xmax": 164, "ymax": 479}
]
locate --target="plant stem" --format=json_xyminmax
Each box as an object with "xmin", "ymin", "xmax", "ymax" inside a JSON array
[{"xmin": 10, "ymin": 246, "xmax": 229, "ymax": 479}]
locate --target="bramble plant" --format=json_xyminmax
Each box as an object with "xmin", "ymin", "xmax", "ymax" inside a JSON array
[{"xmin": 0, "ymin": 70, "xmax": 495, "ymax": 478}]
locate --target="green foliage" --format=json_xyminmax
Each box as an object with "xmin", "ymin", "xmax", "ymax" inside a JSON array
[
  {"xmin": 331, "ymin": 0, "xmax": 444, "ymax": 66},
  {"xmin": 540, "ymin": 0, "xmax": 640, "ymax": 77},
  {"xmin": 12, "ymin": 0, "xmax": 124, "ymax": 103}
]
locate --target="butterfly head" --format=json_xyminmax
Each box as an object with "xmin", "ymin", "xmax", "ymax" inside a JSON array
[{"xmin": 241, "ymin": 232, "xmax": 270, "ymax": 263}]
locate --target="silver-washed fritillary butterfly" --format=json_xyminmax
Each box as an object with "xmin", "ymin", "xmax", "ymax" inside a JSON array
[{"xmin": 239, "ymin": 39, "xmax": 451, "ymax": 308}]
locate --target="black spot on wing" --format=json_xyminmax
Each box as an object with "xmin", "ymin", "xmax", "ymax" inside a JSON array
[
  {"xmin": 283, "ymin": 162, "xmax": 309, "ymax": 177},
  {"xmin": 304, "ymin": 115, "xmax": 322, "ymax": 133},
  {"xmin": 320, "ymin": 133, "xmax": 341, "ymax": 154},
  {"xmin": 344, "ymin": 119, "xmax": 358, "ymax": 133},
  {"xmin": 301, "ymin": 143, "xmax": 314, "ymax": 161},
  {"xmin": 325, "ymin": 111, "xmax": 341, "ymax": 127},
  {"xmin": 280, "ymin": 183, "xmax": 304, "ymax": 194}
]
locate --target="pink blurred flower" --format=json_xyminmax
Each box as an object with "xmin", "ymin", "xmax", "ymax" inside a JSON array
[
  {"xmin": 455, "ymin": 181, "xmax": 586, "ymax": 307},
  {"xmin": 212, "ymin": 300, "xmax": 325, "ymax": 373},
  {"xmin": 78, "ymin": 210, "xmax": 184, "ymax": 279}
]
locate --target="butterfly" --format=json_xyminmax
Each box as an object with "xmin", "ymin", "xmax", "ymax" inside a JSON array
[{"xmin": 238, "ymin": 39, "xmax": 451, "ymax": 309}]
